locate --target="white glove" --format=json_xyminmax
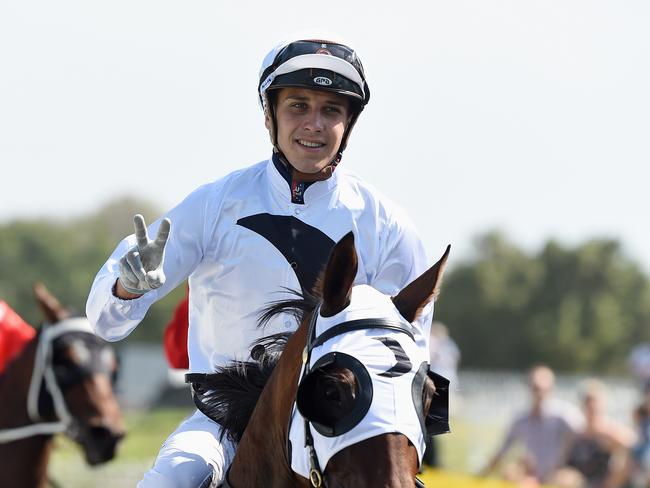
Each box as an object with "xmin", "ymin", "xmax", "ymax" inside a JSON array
[{"xmin": 118, "ymin": 214, "xmax": 171, "ymax": 295}]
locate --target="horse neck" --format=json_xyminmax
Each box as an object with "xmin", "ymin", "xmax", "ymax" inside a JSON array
[
  {"xmin": 0, "ymin": 337, "xmax": 54, "ymax": 488},
  {"xmin": 228, "ymin": 321, "xmax": 310, "ymax": 488},
  {"xmin": 0, "ymin": 435, "xmax": 53, "ymax": 488}
]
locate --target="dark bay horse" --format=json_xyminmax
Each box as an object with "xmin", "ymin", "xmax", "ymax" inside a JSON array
[
  {"xmin": 0, "ymin": 284, "xmax": 125, "ymax": 488},
  {"xmin": 189, "ymin": 233, "xmax": 450, "ymax": 487}
]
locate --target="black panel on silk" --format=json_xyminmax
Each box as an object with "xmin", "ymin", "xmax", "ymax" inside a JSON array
[{"xmin": 237, "ymin": 214, "xmax": 336, "ymax": 294}]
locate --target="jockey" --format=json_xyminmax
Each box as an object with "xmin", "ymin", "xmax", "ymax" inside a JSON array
[
  {"xmin": 0, "ymin": 301, "xmax": 35, "ymax": 375},
  {"xmin": 87, "ymin": 36, "xmax": 433, "ymax": 488}
]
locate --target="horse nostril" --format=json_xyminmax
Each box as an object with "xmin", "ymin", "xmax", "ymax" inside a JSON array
[{"xmin": 80, "ymin": 423, "xmax": 125, "ymax": 466}]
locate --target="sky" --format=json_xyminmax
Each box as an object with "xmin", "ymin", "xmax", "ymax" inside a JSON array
[{"xmin": 1, "ymin": 0, "xmax": 649, "ymax": 271}]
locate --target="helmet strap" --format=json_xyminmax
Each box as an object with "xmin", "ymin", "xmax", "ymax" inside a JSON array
[
  {"xmin": 337, "ymin": 109, "xmax": 362, "ymax": 155},
  {"xmin": 273, "ymin": 150, "xmax": 338, "ymax": 183}
]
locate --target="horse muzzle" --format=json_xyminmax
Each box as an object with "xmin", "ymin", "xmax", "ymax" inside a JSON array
[{"xmin": 70, "ymin": 421, "xmax": 126, "ymax": 465}]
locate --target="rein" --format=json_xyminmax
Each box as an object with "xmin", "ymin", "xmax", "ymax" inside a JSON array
[
  {"xmin": 0, "ymin": 318, "xmax": 95, "ymax": 444},
  {"xmin": 296, "ymin": 304, "xmax": 424, "ymax": 488}
]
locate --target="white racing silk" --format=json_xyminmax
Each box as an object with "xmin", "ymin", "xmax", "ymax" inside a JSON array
[
  {"xmin": 87, "ymin": 158, "xmax": 432, "ymax": 374},
  {"xmin": 290, "ymin": 285, "xmax": 429, "ymax": 476}
]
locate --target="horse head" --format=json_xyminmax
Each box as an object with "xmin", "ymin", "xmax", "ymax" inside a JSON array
[
  {"xmin": 206, "ymin": 232, "xmax": 450, "ymax": 487},
  {"xmin": 31, "ymin": 283, "xmax": 125, "ymax": 464},
  {"xmin": 289, "ymin": 233, "xmax": 449, "ymax": 487}
]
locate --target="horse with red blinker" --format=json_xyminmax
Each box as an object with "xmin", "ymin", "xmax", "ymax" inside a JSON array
[{"xmin": 0, "ymin": 283, "xmax": 125, "ymax": 488}]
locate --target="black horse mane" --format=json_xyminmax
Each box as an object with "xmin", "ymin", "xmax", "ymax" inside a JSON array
[
  {"xmin": 200, "ymin": 289, "xmax": 320, "ymax": 443},
  {"xmin": 257, "ymin": 288, "xmax": 319, "ymax": 329}
]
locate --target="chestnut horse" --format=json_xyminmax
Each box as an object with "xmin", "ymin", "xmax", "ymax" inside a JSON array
[
  {"xmin": 188, "ymin": 233, "xmax": 450, "ymax": 487},
  {"xmin": 0, "ymin": 284, "xmax": 125, "ymax": 488}
]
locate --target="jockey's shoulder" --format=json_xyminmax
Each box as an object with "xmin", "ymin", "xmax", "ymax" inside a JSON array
[
  {"xmin": 205, "ymin": 160, "xmax": 269, "ymax": 191},
  {"xmin": 337, "ymin": 166, "xmax": 413, "ymax": 224},
  {"xmin": 182, "ymin": 160, "xmax": 270, "ymax": 204}
]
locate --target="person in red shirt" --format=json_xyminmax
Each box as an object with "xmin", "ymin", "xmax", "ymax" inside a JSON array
[
  {"xmin": 0, "ymin": 300, "xmax": 36, "ymax": 374},
  {"xmin": 163, "ymin": 289, "xmax": 189, "ymax": 369}
]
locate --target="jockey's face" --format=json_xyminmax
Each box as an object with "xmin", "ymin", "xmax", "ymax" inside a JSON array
[{"xmin": 267, "ymin": 87, "xmax": 350, "ymax": 173}]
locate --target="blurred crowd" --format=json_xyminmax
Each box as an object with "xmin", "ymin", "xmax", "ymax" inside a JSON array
[
  {"xmin": 476, "ymin": 365, "xmax": 650, "ymax": 488},
  {"xmin": 417, "ymin": 318, "xmax": 650, "ymax": 488}
]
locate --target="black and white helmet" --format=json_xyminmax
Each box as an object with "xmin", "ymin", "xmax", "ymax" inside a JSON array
[{"xmin": 259, "ymin": 38, "xmax": 370, "ymax": 159}]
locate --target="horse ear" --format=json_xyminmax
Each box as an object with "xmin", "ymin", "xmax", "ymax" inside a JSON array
[
  {"xmin": 392, "ymin": 245, "xmax": 450, "ymax": 323},
  {"xmin": 320, "ymin": 232, "xmax": 358, "ymax": 317},
  {"xmin": 33, "ymin": 282, "xmax": 70, "ymax": 324}
]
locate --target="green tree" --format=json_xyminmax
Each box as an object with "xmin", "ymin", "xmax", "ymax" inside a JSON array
[
  {"xmin": 0, "ymin": 196, "xmax": 184, "ymax": 343},
  {"xmin": 436, "ymin": 232, "xmax": 650, "ymax": 373}
]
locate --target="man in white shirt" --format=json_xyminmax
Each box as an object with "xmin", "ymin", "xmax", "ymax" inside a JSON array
[
  {"xmin": 424, "ymin": 321, "xmax": 460, "ymax": 466},
  {"xmin": 480, "ymin": 365, "xmax": 583, "ymax": 484},
  {"xmin": 87, "ymin": 37, "xmax": 433, "ymax": 488}
]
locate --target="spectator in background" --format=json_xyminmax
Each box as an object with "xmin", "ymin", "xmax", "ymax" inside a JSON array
[
  {"xmin": 629, "ymin": 344, "xmax": 650, "ymax": 386},
  {"xmin": 630, "ymin": 381, "xmax": 650, "ymax": 488},
  {"xmin": 0, "ymin": 300, "xmax": 35, "ymax": 374},
  {"xmin": 480, "ymin": 365, "xmax": 583, "ymax": 485},
  {"xmin": 428, "ymin": 321, "xmax": 460, "ymax": 388},
  {"xmin": 560, "ymin": 379, "xmax": 635, "ymax": 488},
  {"xmin": 423, "ymin": 321, "xmax": 460, "ymax": 467}
]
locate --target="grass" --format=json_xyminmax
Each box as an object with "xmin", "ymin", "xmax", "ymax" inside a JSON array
[
  {"xmin": 49, "ymin": 407, "xmax": 193, "ymax": 487},
  {"xmin": 437, "ymin": 413, "xmax": 504, "ymax": 473},
  {"xmin": 49, "ymin": 407, "xmax": 527, "ymax": 487}
]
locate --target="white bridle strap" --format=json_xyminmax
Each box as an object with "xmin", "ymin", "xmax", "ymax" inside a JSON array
[
  {"xmin": 0, "ymin": 421, "xmax": 66, "ymax": 443},
  {"xmin": 0, "ymin": 318, "xmax": 95, "ymax": 444}
]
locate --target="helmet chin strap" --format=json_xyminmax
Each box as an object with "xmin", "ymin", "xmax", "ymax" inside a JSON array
[{"xmin": 273, "ymin": 149, "xmax": 340, "ymax": 183}]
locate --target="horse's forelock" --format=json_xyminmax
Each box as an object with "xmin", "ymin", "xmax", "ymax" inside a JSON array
[{"xmin": 256, "ymin": 288, "xmax": 319, "ymax": 329}]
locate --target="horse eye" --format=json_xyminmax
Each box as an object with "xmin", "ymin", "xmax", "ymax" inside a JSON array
[
  {"xmin": 318, "ymin": 370, "xmax": 357, "ymax": 410},
  {"xmin": 324, "ymin": 384, "xmax": 341, "ymax": 402},
  {"xmin": 54, "ymin": 362, "xmax": 74, "ymax": 375}
]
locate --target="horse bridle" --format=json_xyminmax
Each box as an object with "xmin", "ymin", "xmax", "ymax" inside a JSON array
[
  {"xmin": 216, "ymin": 305, "xmax": 430, "ymax": 488},
  {"xmin": 0, "ymin": 319, "xmax": 106, "ymax": 444},
  {"xmin": 295, "ymin": 304, "xmax": 426, "ymax": 488}
]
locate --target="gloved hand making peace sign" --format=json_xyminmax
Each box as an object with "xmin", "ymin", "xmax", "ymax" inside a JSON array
[{"xmin": 117, "ymin": 214, "xmax": 171, "ymax": 296}]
